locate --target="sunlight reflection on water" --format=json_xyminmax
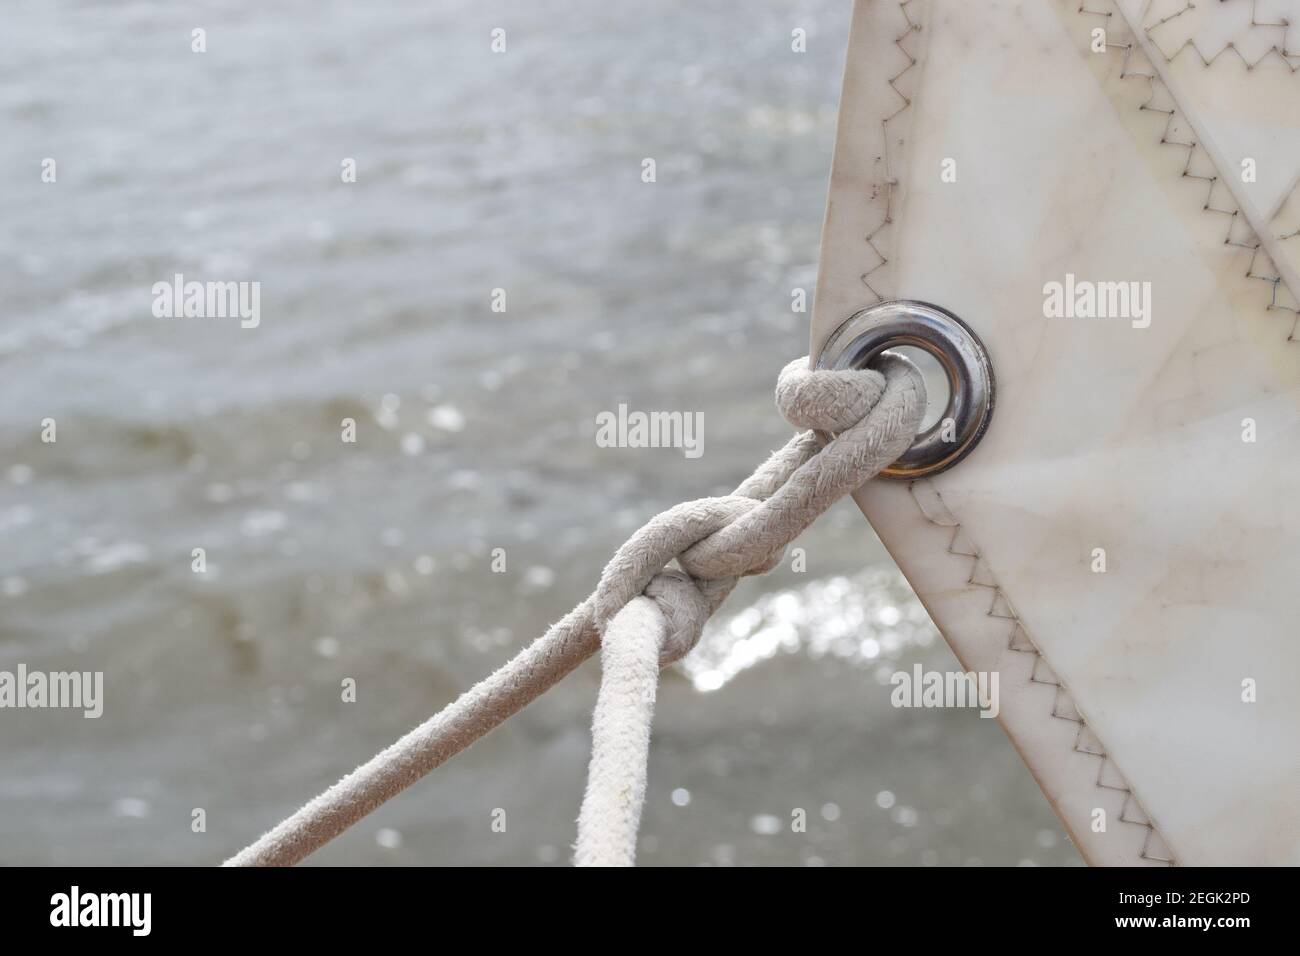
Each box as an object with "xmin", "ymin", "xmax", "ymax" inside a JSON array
[{"xmin": 684, "ymin": 568, "xmax": 937, "ymax": 692}]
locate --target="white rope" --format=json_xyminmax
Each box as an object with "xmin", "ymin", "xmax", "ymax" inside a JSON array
[
  {"xmin": 225, "ymin": 354, "xmax": 924, "ymax": 867},
  {"xmin": 573, "ymin": 596, "xmax": 666, "ymax": 866}
]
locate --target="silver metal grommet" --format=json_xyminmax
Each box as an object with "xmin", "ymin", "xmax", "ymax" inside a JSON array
[{"xmin": 816, "ymin": 299, "xmax": 995, "ymax": 479}]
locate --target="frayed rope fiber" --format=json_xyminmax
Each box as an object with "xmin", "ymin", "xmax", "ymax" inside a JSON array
[{"xmin": 225, "ymin": 355, "xmax": 925, "ymax": 867}]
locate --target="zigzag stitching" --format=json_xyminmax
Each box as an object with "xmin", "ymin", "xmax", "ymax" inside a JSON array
[
  {"xmin": 867, "ymin": 0, "xmax": 1300, "ymax": 866},
  {"xmin": 1103, "ymin": 18, "xmax": 1300, "ymax": 341},
  {"xmin": 1144, "ymin": 0, "xmax": 1300, "ymax": 68},
  {"xmin": 1161, "ymin": 39, "xmax": 1300, "ymax": 69},
  {"xmin": 927, "ymin": 493, "xmax": 1175, "ymax": 864},
  {"xmin": 1245, "ymin": 246, "xmax": 1300, "ymax": 338},
  {"xmin": 861, "ymin": 0, "xmax": 921, "ymax": 303}
]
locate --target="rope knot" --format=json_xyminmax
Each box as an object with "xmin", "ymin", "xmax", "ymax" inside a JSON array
[
  {"xmin": 226, "ymin": 353, "xmax": 926, "ymax": 868},
  {"xmin": 642, "ymin": 570, "xmax": 712, "ymax": 665},
  {"xmin": 592, "ymin": 353, "xmax": 925, "ymax": 665},
  {"xmin": 774, "ymin": 357, "xmax": 887, "ymax": 433}
]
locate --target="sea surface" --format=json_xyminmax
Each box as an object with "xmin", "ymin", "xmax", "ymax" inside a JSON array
[{"xmin": 0, "ymin": 0, "xmax": 1079, "ymax": 865}]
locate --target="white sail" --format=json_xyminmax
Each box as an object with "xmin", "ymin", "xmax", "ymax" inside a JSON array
[{"xmin": 812, "ymin": 0, "xmax": 1300, "ymax": 865}]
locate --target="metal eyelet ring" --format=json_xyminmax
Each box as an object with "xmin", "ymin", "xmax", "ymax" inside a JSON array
[{"xmin": 816, "ymin": 299, "xmax": 995, "ymax": 479}]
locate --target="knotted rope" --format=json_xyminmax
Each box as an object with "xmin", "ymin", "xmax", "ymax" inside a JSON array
[{"xmin": 225, "ymin": 354, "xmax": 924, "ymax": 867}]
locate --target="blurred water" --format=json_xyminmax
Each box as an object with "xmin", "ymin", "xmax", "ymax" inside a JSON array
[{"xmin": 0, "ymin": 0, "xmax": 1078, "ymax": 865}]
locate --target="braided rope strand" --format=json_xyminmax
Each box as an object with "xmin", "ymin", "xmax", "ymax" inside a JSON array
[
  {"xmin": 224, "ymin": 355, "xmax": 924, "ymax": 866},
  {"xmin": 573, "ymin": 596, "xmax": 666, "ymax": 867}
]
